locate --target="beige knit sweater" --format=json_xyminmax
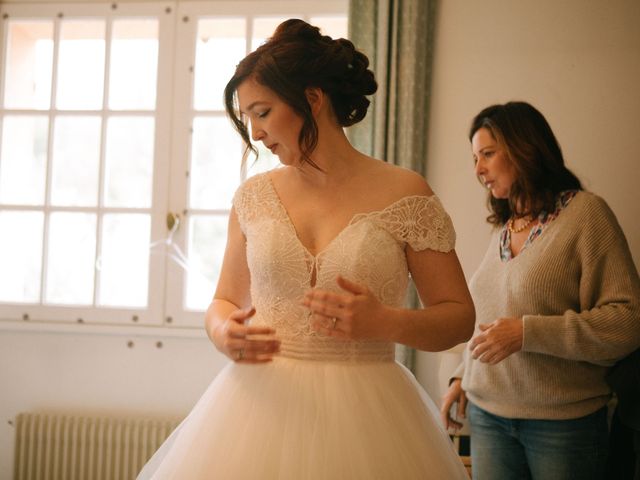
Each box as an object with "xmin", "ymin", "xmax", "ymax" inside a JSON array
[{"xmin": 454, "ymin": 191, "xmax": 640, "ymax": 420}]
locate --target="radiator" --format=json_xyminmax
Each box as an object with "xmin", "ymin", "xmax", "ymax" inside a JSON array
[{"xmin": 13, "ymin": 412, "xmax": 180, "ymax": 480}]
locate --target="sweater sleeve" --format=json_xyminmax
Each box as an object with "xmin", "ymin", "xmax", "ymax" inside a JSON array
[{"xmin": 522, "ymin": 195, "xmax": 640, "ymax": 365}]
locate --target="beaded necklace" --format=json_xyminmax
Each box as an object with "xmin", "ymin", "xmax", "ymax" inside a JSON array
[{"xmin": 507, "ymin": 216, "xmax": 535, "ymax": 234}]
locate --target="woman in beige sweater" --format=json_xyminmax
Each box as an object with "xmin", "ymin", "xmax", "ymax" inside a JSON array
[{"xmin": 441, "ymin": 101, "xmax": 640, "ymax": 480}]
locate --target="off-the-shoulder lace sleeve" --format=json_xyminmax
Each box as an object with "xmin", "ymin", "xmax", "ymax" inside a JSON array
[
  {"xmin": 354, "ymin": 195, "xmax": 456, "ymax": 252},
  {"xmin": 232, "ymin": 180, "xmax": 250, "ymax": 233},
  {"xmin": 232, "ymin": 173, "xmax": 280, "ymax": 233}
]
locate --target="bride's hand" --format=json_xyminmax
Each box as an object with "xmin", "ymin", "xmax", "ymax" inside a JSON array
[
  {"xmin": 303, "ymin": 275, "xmax": 390, "ymax": 340},
  {"xmin": 213, "ymin": 307, "xmax": 281, "ymax": 363}
]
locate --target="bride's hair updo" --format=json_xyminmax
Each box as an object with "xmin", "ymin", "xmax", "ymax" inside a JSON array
[{"xmin": 224, "ymin": 18, "xmax": 378, "ymax": 163}]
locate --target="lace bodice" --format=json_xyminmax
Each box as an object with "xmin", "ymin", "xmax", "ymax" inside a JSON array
[{"xmin": 233, "ymin": 172, "xmax": 456, "ymax": 362}]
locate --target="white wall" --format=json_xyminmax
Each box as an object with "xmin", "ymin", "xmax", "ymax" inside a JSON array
[
  {"xmin": 415, "ymin": 0, "xmax": 640, "ymax": 415},
  {"xmin": 0, "ymin": 325, "xmax": 228, "ymax": 474}
]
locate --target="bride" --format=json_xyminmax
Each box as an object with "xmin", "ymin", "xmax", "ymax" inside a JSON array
[{"xmin": 138, "ymin": 18, "xmax": 474, "ymax": 479}]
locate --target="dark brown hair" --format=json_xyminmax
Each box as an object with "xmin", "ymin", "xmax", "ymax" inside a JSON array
[
  {"xmin": 224, "ymin": 18, "xmax": 377, "ymax": 166},
  {"xmin": 469, "ymin": 101, "xmax": 583, "ymax": 225}
]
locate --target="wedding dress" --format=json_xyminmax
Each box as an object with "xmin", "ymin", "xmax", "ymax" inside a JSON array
[{"xmin": 137, "ymin": 172, "xmax": 469, "ymax": 479}]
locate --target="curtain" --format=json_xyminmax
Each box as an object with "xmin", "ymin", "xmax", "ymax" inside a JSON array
[{"xmin": 347, "ymin": 0, "xmax": 437, "ymax": 371}]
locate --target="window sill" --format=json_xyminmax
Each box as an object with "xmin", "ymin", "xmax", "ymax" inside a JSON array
[{"xmin": 0, "ymin": 319, "xmax": 206, "ymax": 339}]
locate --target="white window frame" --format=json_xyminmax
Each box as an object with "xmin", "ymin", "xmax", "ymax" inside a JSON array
[
  {"xmin": 0, "ymin": 0, "xmax": 348, "ymax": 332},
  {"xmin": 165, "ymin": 0, "xmax": 349, "ymax": 328},
  {"xmin": 0, "ymin": 2, "xmax": 175, "ymax": 327}
]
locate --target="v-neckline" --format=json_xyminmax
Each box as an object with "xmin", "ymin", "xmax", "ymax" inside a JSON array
[
  {"xmin": 499, "ymin": 190, "xmax": 580, "ymax": 262},
  {"xmin": 263, "ymin": 172, "xmax": 431, "ymax": 259}
]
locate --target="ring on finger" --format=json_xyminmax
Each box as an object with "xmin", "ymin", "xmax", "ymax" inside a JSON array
[{"xmin": 237, "ymin": 349, "xmax": 244, "ymax": 361}]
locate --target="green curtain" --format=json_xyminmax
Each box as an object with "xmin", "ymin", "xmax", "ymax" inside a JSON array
[{"xmin": 347, "ymin": 0, "xmax": 437, "ymax": 371}]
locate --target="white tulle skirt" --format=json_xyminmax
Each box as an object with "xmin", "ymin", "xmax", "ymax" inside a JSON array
[{"xmin": 137, "ymin": 357, "xmax": 468, "ymax": 479}]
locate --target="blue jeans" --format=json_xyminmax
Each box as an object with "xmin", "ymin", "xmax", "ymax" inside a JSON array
[{"xmin": 468, "ymin": 402, "xmax": 608, "ymax": 480}]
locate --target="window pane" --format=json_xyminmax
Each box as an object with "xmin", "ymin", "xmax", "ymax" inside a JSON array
[
  {"xmin": 104, "ymin": 116, "xmax": 155, "ymax": 207},
  {"xmin": 45, "ymin": 212, "xmax": 96, "ymax": 305},
  {"xmin": 251, "ymin": 16, "xmax": 298, "ymax": 51},
  {"xmin": 3, "ymin": 21, "xmax": 54, "ymax": 110},
  {"xmin": 98, "ymin": 213, "xmax": 150, "ymax": 307},
  {"xmin": 0, "ymin": 211, "xmax": 44, "ymax": 303},
  {"xmin": 56, "ymin": 20, "xmax": 105, "ymax": 110},
  {"xmin": 0, "ymin": 115, "xmax": 48, "ymax": 205},
  {"xmin": 310, "ymin": 16, "xmax": 348, "ymax": 38},
  {"xmin": 193, "ymin": 18, "xmax": 246, "ymax": 111},
  {"xmin": 51, "ymin": 116, "xmax": 101, "ymax": 206},
  {"xmin": 109, "ymin": 19, "xmax": 159, "ymax": 110},
  {"xmin": 246, "ymin": 142, "xmax": 280, "ymax": 177},
  {"xmin": 190, "ymin": 116, "xmax": 242, "ymax": 209},
  {"xmin": 185, "ymin": 215, "xmax": 227, "ymax": 311}
]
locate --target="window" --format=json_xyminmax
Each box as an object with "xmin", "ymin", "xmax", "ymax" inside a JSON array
[{"xmin": 0, "ymin": 1, "xmax": 348, "ymax": 329}]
